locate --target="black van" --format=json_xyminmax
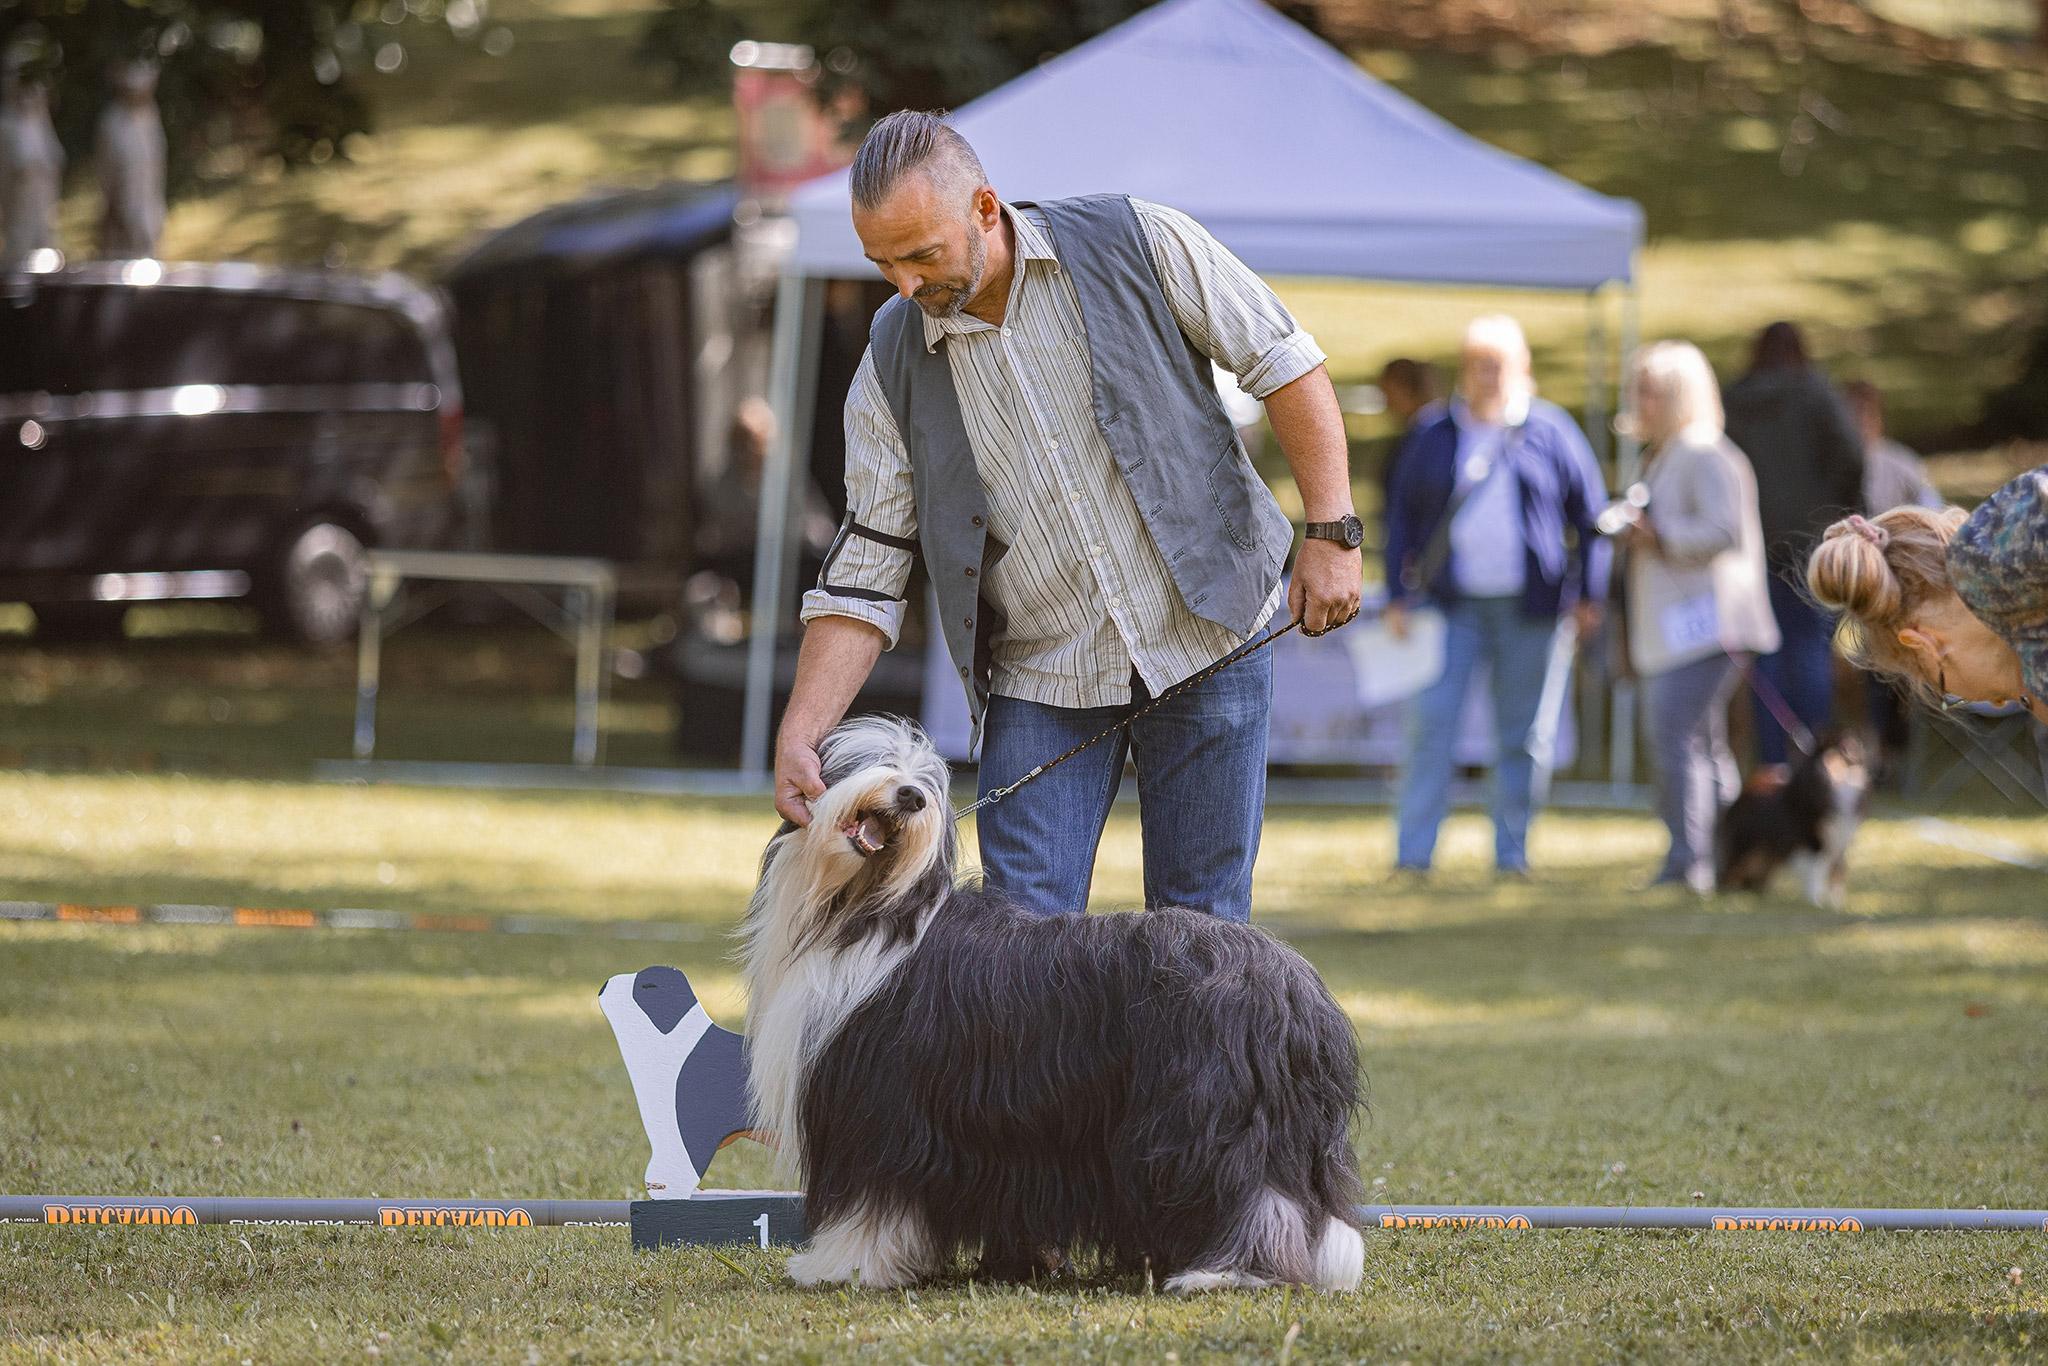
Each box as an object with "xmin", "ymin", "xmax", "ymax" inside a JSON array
[{"xmin": 0, "ymin": 260, "xmax": 464, "ymax": 643}]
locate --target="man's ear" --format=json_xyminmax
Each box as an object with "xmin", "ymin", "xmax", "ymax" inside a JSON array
[
  {"xmin": 973, "ymin": 184, "xmax": 1001, "ymax": 230},
  {"xmin": 1896, "ymin": 626, "xmax": 1943, "ymax": 682}
]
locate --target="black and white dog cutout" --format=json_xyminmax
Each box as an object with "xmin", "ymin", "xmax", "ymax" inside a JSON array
[{"xmin": 598, "ymin": 966, "xmax": 753, "ymax": 1199}]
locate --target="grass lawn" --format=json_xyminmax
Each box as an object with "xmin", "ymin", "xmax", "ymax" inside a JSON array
[
  {"xmin": 0, "ymin": 605, "xmax": 692, "ymax": 775},
  {"xmin": 2, "ymin": 770, "xmax": 2045, "ymax": 1361}
]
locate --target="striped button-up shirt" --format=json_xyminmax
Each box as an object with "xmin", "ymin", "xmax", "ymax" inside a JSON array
[{"xmin": 801, "ymin": 199, "xmax": 1326, "ymax": 709}]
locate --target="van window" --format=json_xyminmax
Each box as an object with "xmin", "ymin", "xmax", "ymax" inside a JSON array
[{"xmin": 38, "ymin": 285, "xmax": 432, "ymax": 393}]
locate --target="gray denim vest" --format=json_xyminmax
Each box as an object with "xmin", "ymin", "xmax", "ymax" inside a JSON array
[{"xmin": 868, "ymin": 193, "xmax": 1291, "ymax": 740}]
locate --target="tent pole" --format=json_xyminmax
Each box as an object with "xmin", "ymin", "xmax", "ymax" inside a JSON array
[
  {"xmin": 741, "ymin": 270, "xmax": 811, "ymax": 784},
  {"xmin": 1616, "ymin": 277, "xmax": 1642, "ymax": 485},
  {"xmin": 1608, "ymin": 276, "xmax": 1643, "ymax": 797},
  {"xmin": 1584, "ymin": 288, "xmax": 1608, "ymax": 468},
  {"xmin": 776, "ymin": 279, "xmax": 827, "ymax": 681},
  {"xmin": 1578, "ymin": 286, "xmax": 1608, "ymax": 782}
]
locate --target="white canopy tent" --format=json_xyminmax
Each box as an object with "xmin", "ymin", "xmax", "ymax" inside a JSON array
[{"xmin": 741, "ymin": 0, "xmax": 1646, "ymax": 781}]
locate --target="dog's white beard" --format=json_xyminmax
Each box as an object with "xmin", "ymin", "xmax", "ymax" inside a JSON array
[{"xmin": 741, "ymin": 754, "xmax": 949, "ymax": 1185}]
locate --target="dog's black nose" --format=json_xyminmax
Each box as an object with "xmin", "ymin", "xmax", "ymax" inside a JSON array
[{"xmin": 895, "ymin": 785, "xmax": 927, "ymax": 812}]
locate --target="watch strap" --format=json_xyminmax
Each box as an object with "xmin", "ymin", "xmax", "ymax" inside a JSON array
[{"xmin": 1303, "ymin": 515, "xmax": 1362, "ymax": 548}]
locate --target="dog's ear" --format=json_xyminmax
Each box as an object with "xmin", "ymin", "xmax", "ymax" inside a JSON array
[{"xmin": 758, "ymin": 820, "xmax": 798, "ymax": 880}]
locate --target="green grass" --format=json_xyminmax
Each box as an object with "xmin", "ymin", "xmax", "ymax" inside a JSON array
[
  {"xmin": 0, "ymin": 606, "xmax": 690, "ymax": 774},
  {"xmin": 3, "ymin": 773, "xmax": 2046, "ymax": 1361}
]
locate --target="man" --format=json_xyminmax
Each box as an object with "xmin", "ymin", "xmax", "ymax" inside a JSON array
[
  {"xmin": 1721, "ymin": 321, "xmax": 1863, "ymax": 765},
  {"xmin": 772, "ymin": 111, "xmax": 1361, "ymax": 922},
  {"xmin": 1382, "ymin": 315, "xmax": 1609, "ymax": 877},
  {"xmin": 1379, "ymin": 358, "xmax": 1443, "ymax": 432},
  {"xmin": 1376, "ymin": 357, "xmax": 1444, "ymax": 502}
]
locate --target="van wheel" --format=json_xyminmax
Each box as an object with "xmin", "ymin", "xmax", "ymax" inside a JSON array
[
  {"xmin": 265, "ymin": 521, "xmax": 370, "ymax": 646},
  {"xmin": 30, "ymin": 602, "xmax": 128, "ymax": 642}
]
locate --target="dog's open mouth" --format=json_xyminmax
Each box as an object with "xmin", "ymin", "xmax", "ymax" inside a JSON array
[{"xmin": 843, "ymin": 813, "xmax": 895, "ymax": 859}]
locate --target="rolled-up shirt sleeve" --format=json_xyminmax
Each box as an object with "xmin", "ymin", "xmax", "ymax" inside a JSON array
[
  {"xmin": 1133, "ymin": 198, "xmax": 1327, "ymax": 400},
  {"xmin": 800, "ymin": 350, "xmax": 916, "ymax": 647}
]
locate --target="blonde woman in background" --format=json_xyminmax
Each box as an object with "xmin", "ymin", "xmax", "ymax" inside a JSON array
[
  {"xmin": 1618, "ymin": 342, "xmax": 1781, "ymax": 893},
  {"xmin": 1807, "ymin": 465, "xmax": 2048, "ymax": 725}
]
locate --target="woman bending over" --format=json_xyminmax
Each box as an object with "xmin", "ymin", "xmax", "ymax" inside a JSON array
[{"xmin": 1806, "ymin": 465, "xmax": 2047, "ymax": 725}]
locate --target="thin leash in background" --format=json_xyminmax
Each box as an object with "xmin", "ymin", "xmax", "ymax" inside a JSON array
[
  {"xmin": 1727, "ymin": 646, "xmax": 1815, "ymax": 758},
  {"xmin": 954, "ymin": 613, "xmax": 1314, "ymax": 822}
]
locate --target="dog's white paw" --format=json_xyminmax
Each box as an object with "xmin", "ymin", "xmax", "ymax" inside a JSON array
[
  {"xmin": 1164, "ymin": 1269, "xmax": 1275, "ymax": 1294},
  {"xmin": 786, "ymin": 1210, "xmax": 931, "ymax": 1289},
  {"xmin": 785, "ymin": 1250, "xmax": 921, "ymax": 1290},
  {"xmin": 785, "ymin": 1248, "xmax": 854, "ymax": 1287},
  {"xmin": 1312, "ymin": 1218, "xmax": 1365, "ymax": 1293}
]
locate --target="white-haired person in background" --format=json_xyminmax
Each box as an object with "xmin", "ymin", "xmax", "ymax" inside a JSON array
[
  {"xmin": 1806, "ymin": 465, "xmax": 2048, "ymax": 727},
  {"xmin": 1614, "ymin": 342, "xmax": 1780, "ymax": 894},
  {"xmin": 1382, "ymin": 314, "xmax": 1610, "ymax": 878}
]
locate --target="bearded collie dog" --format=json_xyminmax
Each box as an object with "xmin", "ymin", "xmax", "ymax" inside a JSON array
[
  {"xmin": 740, "ymin": 716, "xmax": 1365, "ymax": 1293},
  {"xmin": 1715, "ymin": 730, "xmax": 1871, "ymax": 909}
]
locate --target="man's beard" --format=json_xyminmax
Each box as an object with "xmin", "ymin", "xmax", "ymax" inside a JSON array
[{"xmin": 913, "ymin": 229, "xmax": 987, "ymax": 319}]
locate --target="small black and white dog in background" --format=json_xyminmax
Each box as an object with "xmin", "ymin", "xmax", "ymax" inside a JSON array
[
  {"xmin": 1715, "ymin": 730, "xmax": 1871, "ymax": 909},
  {"xmin": 741, "ymin": 716, "xmax": 1365, "ymax": 1293}
]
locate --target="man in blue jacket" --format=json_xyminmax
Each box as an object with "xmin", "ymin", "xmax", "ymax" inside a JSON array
[{"xmin": 1383, "ymin": 315, "xmax": 1610, "ymax": 876}]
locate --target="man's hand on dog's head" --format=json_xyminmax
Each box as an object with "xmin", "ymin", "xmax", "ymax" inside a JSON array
[{"xmin": 774, "ymin": 732, "xmax": 827, "ymax": 827}]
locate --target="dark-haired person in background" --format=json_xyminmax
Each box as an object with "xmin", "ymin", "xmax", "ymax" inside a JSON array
[
  {"xmin": 1721, "ymin": 321, "xmax": 1864, "ymax": 764},
  {"xmin": 1377, "ymin": 357, "xmax": 1444, "ymax": 502}
]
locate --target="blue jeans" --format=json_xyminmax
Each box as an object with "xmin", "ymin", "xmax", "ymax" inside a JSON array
[
  {"xmin": 1644, "ymin": 651, "xmax": 1743, "ymax": 890},
  {"xmin": 1396, "ymin": 596, "xmax": 1563, "ymax": 872},
  {"xmin": 1754, "ymin": 573, "xmax": 1836, "ymax": 765},
  {"xmin": 975, "ymin": 649, "xmax": 1273, "ymax": 922}
]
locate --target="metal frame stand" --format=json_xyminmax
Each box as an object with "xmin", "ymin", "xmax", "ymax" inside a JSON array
[
  {"xmin": 1910, "ymin": 710, "xmax": 2048, "ymax": 810},
  {"xmin": 353, "ymin": 551, "xmax": 616, "ymax": 767}
]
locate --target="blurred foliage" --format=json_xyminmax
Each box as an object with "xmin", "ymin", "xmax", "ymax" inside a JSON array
[
  {"xmin": 0, "ymin": 0, "xmax": 497, "ymax": 197},
  {"xmin": 1981, "ymin": 304, "xmax": 2048, "ymax": 441},
  {"xmin": 637, "ymin": 0, "xmax": 1329, "ymax": 116}
]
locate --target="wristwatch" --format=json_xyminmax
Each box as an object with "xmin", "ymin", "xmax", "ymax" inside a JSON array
[{"xmin": 1303, "ymin": 514, "xmax": 1364, "ymax": 550}]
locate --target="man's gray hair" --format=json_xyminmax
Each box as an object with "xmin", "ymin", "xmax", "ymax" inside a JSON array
[{"xmin": 849, "ymin": 111, "xmax": 988, "ymax": 213}]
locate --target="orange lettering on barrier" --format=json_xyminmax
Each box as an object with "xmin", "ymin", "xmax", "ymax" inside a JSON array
[
  {"xmin": 1378, "ymin": 1213, "xmax": 1532, "ymax": 1230},
  {"xmin": 378, "ymin": 1207, "xmax": 533, "ymax": 1228},
  {"xmin": 44, "ymin": 1204, "xmax": 196, "ymax": 1225},
  {"xmin": 233, "ymin": 907, "xmax": 319, "ymax": 928},
  {"xmin": 1711, "ymin": 1216, "xmax": 1862, "ymax": 1232},
  {"xmin": 57, "ymin": 905, "xmax": 140, "ymax": 924}
]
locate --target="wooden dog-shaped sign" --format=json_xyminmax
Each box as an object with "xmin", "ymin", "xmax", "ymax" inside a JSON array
[{"xmin": 598, "ymin": 967, "xmax": 757, "ymax": 1199}]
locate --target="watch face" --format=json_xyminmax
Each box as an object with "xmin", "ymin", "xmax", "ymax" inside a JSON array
[{"xmin": 1341, "ymin": 515, "xmax": 1364, "ymax": 549}]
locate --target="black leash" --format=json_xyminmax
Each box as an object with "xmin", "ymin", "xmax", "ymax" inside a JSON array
[{"xmin": 954, "ymin": 613, "xmax": 1314, "ymax": 822}]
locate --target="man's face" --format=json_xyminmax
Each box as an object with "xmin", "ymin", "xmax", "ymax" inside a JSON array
[
  {"xmin": 854, "ymin": 173, "xmax": 992, "ymax": 320},
  {"xmin": 1459, "ymin": 342, "xmax": 1526, "ymax": 410}
]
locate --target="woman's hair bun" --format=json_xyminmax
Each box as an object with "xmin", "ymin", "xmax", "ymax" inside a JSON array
[{"xmin": 1809, "ymin": 518, "xmax": 1902, "ymax": 622}]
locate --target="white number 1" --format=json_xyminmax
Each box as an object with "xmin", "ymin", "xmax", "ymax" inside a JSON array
[{"xmin": 753, "ymin": 1211, "xmax": 769, "ymax": 1248}]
